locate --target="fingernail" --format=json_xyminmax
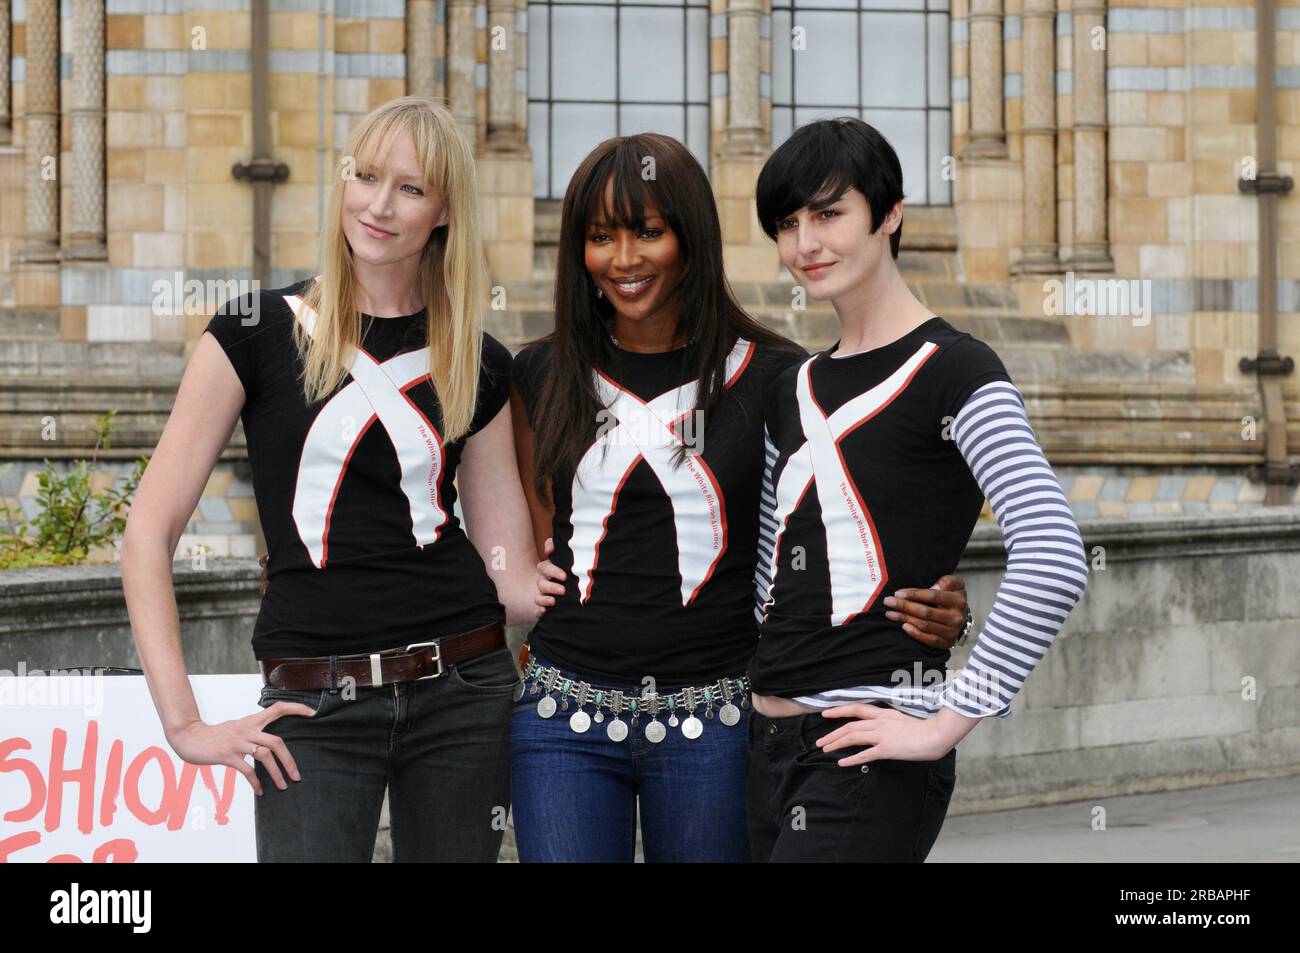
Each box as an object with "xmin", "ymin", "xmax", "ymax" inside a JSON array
[{"xmin": 884, "ymin": 597, "xmax": 896, "ymax": 607}]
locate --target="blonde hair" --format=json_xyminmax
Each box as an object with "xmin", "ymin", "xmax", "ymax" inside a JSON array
[{"xmin": 296, "ymin": 96, "xmax": 486, "ymax": 443}]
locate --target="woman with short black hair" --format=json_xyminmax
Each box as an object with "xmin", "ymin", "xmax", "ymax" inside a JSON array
[{"xmin": 747, "ymin": 117, "xmax": 1089, "ymax": 862}]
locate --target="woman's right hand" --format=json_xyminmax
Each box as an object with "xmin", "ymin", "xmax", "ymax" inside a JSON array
[
  {"xmin": 167, "ymin": 704, "xmax": 314, "ymax": 795},
  {"xmin": 535, "ymin": 537, "xmax": 567, "ymax": 613}
]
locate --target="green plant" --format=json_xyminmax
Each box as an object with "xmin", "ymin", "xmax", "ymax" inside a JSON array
[{"xmin": 0, "ymin": 411, "xmax": 148, "ymax": 569}]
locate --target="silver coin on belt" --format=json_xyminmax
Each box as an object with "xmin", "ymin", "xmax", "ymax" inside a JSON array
[{"xmin": 519, "ymin": 657, "xmax": 749, "ymax": 743}]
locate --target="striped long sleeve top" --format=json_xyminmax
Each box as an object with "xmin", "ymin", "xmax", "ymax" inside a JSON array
[{"xmin": 747, "ymin": 318, "xmax": 1088, "ymax": 714}]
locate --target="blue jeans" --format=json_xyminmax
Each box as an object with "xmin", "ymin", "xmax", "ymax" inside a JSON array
[
  {"xmin": 253, "ymin": 645, "xmax": 518, "ymax": 862},
  {"xmin": 510, "ymin": 648, "xmax": 750, "ymax": 863}
]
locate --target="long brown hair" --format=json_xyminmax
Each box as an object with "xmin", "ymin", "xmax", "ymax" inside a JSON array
[{"xmin": 531, "ymin": 133, "xmax": 801, "ymax": 499}]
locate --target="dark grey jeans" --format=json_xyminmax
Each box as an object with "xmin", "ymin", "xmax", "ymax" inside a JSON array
[
  {"xmin": 252, "ymin": 646, "xmax": 518, "ymax": 862},
  {"xmin": 746, "ymin": 708, "xmax": 957, "ymax": 863}
]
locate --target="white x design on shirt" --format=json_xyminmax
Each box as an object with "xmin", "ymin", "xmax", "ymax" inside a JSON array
[
  {"xmin": 569, "ymin": 338, "xmax": 755, "ymax": 605},
  {"xmin": 284, "ymin": 295, "xmax": 447, "ymax": 568},
  {"xmin": 762, "ymin": 341, "xmax": 939, "ymax": 624}
]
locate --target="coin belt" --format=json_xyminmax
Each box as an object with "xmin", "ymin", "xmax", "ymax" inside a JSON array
[{"xmin": 515, "ymin": 656, "xmax": 750, "ymax": 743}]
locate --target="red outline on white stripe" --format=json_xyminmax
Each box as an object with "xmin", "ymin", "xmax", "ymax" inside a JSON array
[
  {"xmin": 319, "ymin": 416, "xmax": 377, "ymax": 568},
  {"xmin": 286, "ymin": 295, "xmax": 450, "ymax": 566},
  {"xmin": 768, "ymin": 342, "xmax": 940, "ymax": 623},
  {"xmin": 576, "ymin": 338, "xmax": 756, "ymax": 605},
  {"xmin": 581, "ymin": 453, "xmax": 642, "ymax": 603}
]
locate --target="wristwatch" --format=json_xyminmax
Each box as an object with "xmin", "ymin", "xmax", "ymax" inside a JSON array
[{"xmin": 957, "ymin": 606, "xmax": 974, "ymax": 646}]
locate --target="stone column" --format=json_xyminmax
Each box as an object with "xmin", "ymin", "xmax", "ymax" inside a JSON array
[
  {"xmin": 446, "ymin": 0, "xmax": 478, "ymax": 140},
  {"xmin": 0, "ymin": 0, "xmax": 11, "ymax": 145},
  {"xmin": 1069, "ymin": 0, "xmax": 1112, "ymax": 270},
  {"xmin": 963, "ymin": 0, "xmax": 1007, "ymax": 158},
  {"xmin": 722, "ymin": 0, "xmax": 763, "ymax": 156},
  {"xmin": 478, "ymin": 0, "xmax": 532, "ymax": 280},
  {"xmin": 65, "ymin": 0, "xmax": 107, "ymax": 260},
  {"xmin": 486, "ymin": 0, "xmax": 523, "ymax": 150},
  {"xmin": 714, "ymin": 0, "xmax": 774, "ymax": 280},
  {"xmin": 406, "ymin": 0, "xmax": 439, "ymax": 101},
  {"xmin": 1015, "ymin": 0, "xmax": 1058, "ymax": 272},
  {"xmin": 20, "ymin": 0, "xmax": 60, "ymax": 265}
]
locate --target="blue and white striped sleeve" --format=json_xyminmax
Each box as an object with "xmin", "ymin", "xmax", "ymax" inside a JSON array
[
  {"xmin": 939, "ymin": 380, "xmax": 1089, "ymax": 718},
  {"xmin": 753, "ymin": 424, "xmax": 780, "ymax": 621}
]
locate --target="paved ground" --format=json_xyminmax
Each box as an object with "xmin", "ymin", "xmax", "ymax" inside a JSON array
[{"xmin": 930, "ymin": 776, "xmax": 1300, "ymax": 862}]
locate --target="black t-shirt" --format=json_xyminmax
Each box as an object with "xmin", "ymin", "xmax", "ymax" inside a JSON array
[
  {"xmin": 514, "ymin": 337, "xmax": 806, "ymax": 684},
  {"xmin": 204, "ymin": 279, "xmax": 511, "ymax": 659},
  {"xmin": 748, "ymin": 316, "xmax": 1012, "ymax": 696}
]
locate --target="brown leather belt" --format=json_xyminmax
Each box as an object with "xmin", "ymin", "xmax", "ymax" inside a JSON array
[{"xmin": 259, "ymin": 622, "xmax": 506, "ymax": 690}]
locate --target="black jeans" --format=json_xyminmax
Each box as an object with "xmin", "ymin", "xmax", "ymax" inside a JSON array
[
  {"xmin": 252, "ymin": 646, "xmax": 518, "ymax": 862},
  {"xmin": 746, "ymin": 709, "xmax": 956, "ymax": 862}
]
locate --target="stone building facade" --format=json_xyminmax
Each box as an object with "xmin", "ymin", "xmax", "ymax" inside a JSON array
[{"xmin": 0, "ymin": 0, "xmax": 1297, "ymax": 560}]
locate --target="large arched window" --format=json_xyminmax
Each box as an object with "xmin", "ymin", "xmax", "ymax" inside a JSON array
[
  {"xmin": 528, "ymin": 0, "xmax": 712, "ymax": 199},
  {"xmin": 771, "ymin": 0, "xmax": 952, "ymax": 205}
]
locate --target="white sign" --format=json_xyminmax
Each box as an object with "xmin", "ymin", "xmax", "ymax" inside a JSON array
[{"xmin": 0, "ymin": 675, "xmax": 260, "ymax": 863}]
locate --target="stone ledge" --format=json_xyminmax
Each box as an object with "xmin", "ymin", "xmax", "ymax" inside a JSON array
[
  {"xmin": 0, "ymin": 559, "xmax": 262, "ymax": 640},
  {"xmin": 963, "ymin": 505, "xmax": 1300, "ymax": 567}
]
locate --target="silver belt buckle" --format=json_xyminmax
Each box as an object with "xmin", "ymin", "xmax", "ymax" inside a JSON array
[{"xmin": 405, "ymin": 641, "xmax": 445, "ymax": 680}]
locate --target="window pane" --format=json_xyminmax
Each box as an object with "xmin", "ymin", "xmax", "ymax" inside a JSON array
[
  {"xmin": 686, "ymin": 7, "xmax": 709, "ymax": 101},
  {"xmin": 619, "ymin": 104, "xmax": 685, "ymax": 139},
  {"xmin": 858, "ymin": 0, "xmax": 925, "ymax": 9},
  {"xmin": 927, "ymin": 12, "xmax": 949, "ymax": 107},
  {"xmin": 928, "ymin": 109, "xmax": 952, "ymax": 205},
  {"xmin": 687, "ymin": 104, "xmax": 710, "ymax": 176},
  {"xmin": 528, "ymin": 4, "xmax": 549, "ymax": 98},
  {"xmin": 530, "ymin": 102, "xmax": 551, "ymax": 198},
  {"xmin": 772, "ymin": 106, "xmax": 793, "ymax": 149},
  {"xmin": 551, "ymin": 103, "xmax": 617, "ymax": 196},
  {"xmin": 620, "ymin": 9, "xmax": 685, "ymax": 102},
  {"xmin": 772, "ymin": 10, "xmax": 793, "ymax": 106},
  {"xmin": 794, "ymin": 12, "xmax": 859, "ymax": 107},
  {"xmin": 793, "ymin": 105, "xmax": 856, "ymax": 128},
  {"xmin": 552, "ymin": 7, "xmax": 616, "ymax": 100},
  {"xmin": 861, "ymin": 107, "xmax": 927, "ymax": 204},
  {"xmin": 860, "ymin": 12, "xmax": 926, "ymax": 108}
]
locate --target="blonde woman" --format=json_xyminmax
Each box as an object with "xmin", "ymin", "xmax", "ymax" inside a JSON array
[{"xmin": 122, "ymin": 97, "xmax": 540, "ymax": 862}]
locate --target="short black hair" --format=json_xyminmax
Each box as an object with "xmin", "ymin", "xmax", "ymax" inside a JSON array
[{"xmin": 755, "ymin": 117, "xmax": 905, "ymax": 259}]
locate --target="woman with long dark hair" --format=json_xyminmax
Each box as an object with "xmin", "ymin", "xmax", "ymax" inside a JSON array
[{"xmin": 508, "ymin": 132, "xmax": 972, "ymax": 862}]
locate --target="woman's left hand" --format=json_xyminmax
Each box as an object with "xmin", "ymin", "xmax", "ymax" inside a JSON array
[{"xmin": 815, "ymin": 704, "xmax": 974, "ymax": 766}]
